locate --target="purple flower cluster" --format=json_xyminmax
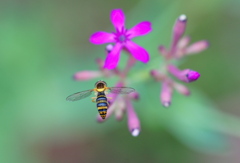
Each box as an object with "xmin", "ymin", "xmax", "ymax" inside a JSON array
[
  {"xmin": 74, "ymin": 10, "xmax": 208, "ymax": 136},
  {"xmin": 151, "ymin": 14, "xmax": 208, "ymax": 107},
  {"xmin": 75, "ymin": 43, "xmax": 142, "ymax": 137}
]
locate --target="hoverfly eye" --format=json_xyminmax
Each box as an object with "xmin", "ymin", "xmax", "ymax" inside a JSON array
[
  {"xmin": 97, "ymin": 83, "xmax": 104, "ymax": 89},
  {"xmin": 101, "ymin": 81, "xmax": 107, "ymax": 87}
]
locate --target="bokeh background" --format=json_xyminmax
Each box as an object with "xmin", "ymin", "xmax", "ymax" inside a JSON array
[{"xmin": 1, "ymin": 0, "xmax": 240, "ymax": 162}]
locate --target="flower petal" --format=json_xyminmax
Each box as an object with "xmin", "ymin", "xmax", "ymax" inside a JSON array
[
  {"xmin": 128, "ymin": 21, "xmax": 152, "ymax": 39},
  {"xmin": 90, "ymin": 32, "xmax": 115, "ymax": 44},
  {"xmin": 110, "ymin": 9, "xmax": 125, "ymax": 30},
  {"xmin": 125, "ymin": 41, "xmax": 150, "ymax": 63},
  {"xmin": 104, "ymin": 43, "xmax": 122, "ymax": 69}
]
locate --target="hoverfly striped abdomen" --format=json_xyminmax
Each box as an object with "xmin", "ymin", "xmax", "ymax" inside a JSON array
[
  {"xmin": 96, "ymin": 92, "xmax": 108, "ymax": 119},
  {"xmin": 66, "ymin": 80, "xmax": 135, "ymax": 120}
]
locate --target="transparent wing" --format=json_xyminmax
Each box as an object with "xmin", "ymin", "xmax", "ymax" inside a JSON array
[
  {"xmin": 66, "ymin": 89, "xmax": 93, "ymax": 101},
  {"xmin": 108, "ymin": 87, "xmax": 135, "ymax": 94}
]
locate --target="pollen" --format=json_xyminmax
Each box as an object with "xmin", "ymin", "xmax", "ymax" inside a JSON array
[{"xmin": 118, "ymin": 35, "xmax": 127, "ymax": 42}]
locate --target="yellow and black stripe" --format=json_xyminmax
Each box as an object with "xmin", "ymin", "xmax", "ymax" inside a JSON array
[{"xmin": 96, "ymin": 92, "xmax": 108, "ymax": 119}]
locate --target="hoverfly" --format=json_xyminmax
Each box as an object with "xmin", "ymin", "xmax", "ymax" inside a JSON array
[{"xmin": 66, "ymin": 80, "xmax": 135, "ymax": 119}]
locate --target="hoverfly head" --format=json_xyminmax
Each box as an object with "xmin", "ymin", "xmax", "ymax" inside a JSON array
[{"xmin": 95, "ymin": 80, "xmax": 107, "ymax": 92}]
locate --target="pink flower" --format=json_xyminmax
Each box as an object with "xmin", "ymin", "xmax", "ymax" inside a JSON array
[
  {"xmin": 159, "ymin": 14, "xmax": 209, "ymax": 59},
  {"xmin": 151, "ymin": 14, "xmax": 208, "ymax": 107},
  {"xmin": 90, "ymin": 9, "xmax": 152, "ymax": 69}
]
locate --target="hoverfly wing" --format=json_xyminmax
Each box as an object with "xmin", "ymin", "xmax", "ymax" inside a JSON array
[
  {"xmin": 66, "ymin": 89, "xmax": 93, "ymax": 101},
  {"xmin": 108, "ymin": 87, "xmax": 135, "ymax": 94}
]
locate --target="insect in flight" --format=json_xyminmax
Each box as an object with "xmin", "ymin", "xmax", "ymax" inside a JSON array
[{"xmin": 66, "ymin": 80, "xmax": 135, "ymax": 119}]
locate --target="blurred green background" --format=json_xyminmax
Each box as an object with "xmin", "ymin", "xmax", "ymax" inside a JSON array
[{"xmin": 1, "ymin": 0, "xmax": 240, "ymax": 162}]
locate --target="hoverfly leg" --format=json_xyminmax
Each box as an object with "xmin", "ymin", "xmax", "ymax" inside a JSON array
[
  {"xmin": 91, "ymin": 97, "xmax": 97, "ymax": 103},
  {"xmin": 106, "ymin": 96, "xmax": 112, "ymax": 106}
]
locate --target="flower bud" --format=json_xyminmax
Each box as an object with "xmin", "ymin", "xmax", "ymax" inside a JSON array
[
  {"xmin": 126, "ymin": 99, "xmax": 140, "ymax": 137},
  {"xmin": 160, "ymin": 80, "xmax": 173, "ymax": 107},
  {"xmin": 173, "ymin": 82, "xmax": 190, "ymax": 96},
  {"xmin": 150, "ymin": 70, "xmax": 166, "ymax": 81},
  {"xmin": 105, "ymin": 44, "xmax": 114, "ymax": 54},
  {"xmin": 114, "ymin": 98, "xmax": 126, "ymax": 121},
  {"xmin": 74, "ymin": 71, "xmax": 102, "ymax": 81},
  {"xmin": 167, "ymin": 64, "xmax": 200, "ymax": 83},
  {"xmin": 185, "ymin": 40, "xmax": 209, "ymax": 55},
  {"xmin": 177, "ymin": 36, "xmax": 190, "ymax": 49},
  {"xmin": 128, "ymin": 92, "xmax": 139, "ymax": 101},
  {"xmin": 171, "ymin": 14, "xmax": 187, "ymax": 54},
  {"xmin": 158, "ymin": 45, "xmax": 168, "ymax": 56},
  {"xmin": 186, "ymin": 70, "xmax": 200, "ymax": 82}
]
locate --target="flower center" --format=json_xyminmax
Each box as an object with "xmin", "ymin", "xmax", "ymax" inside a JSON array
[
  {"xmin": 118, "ymin": 35, "xmax": 127, "ymax": 42},
  {"xmin": 114, "ymin": 27, "xmax": 130, "ymax": 43}
]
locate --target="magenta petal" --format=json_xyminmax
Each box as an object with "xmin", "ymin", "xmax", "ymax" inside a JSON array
[
  {"xmin": 125, "ymin": 41, "xmax": 150, "ymax": 63},
  {"xmin": 110, "ymin": 9, "xmax": 125, "ymax": 30},
  {"xmin": 90, "ymin": 32, "xmax": 115, "ymax": 44},
  {"xmin": 128, "ymin": 21, "xmax": 152, "ymax": 39},
  {"xmin": 104, "ymin": 43, "xmax": 122, "ymax": 69}
]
